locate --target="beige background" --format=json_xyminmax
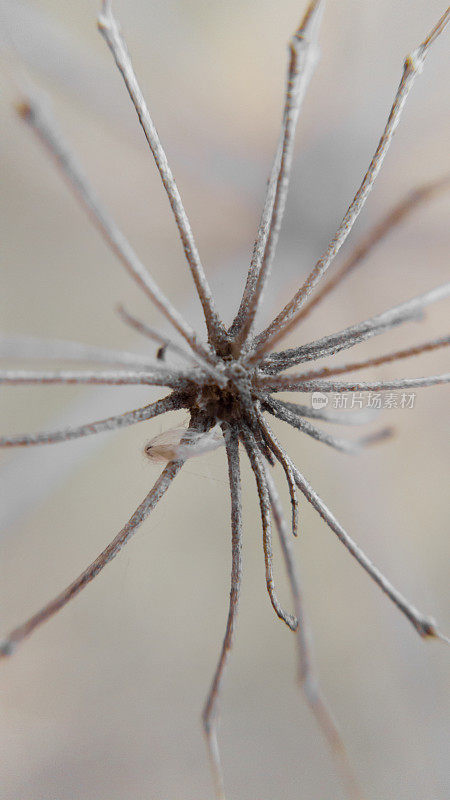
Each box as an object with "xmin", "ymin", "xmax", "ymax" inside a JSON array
[{"xmin": 0, "ymin": 1, "xmax": 449, "ymax": 798}]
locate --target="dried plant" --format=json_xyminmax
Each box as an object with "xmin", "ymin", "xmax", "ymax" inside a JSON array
[{"xmin": 1, "ymin": 2, "xmax": 449, "ymax": 798}]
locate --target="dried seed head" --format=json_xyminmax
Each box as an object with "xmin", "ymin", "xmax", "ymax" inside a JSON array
[{"xmin": 2, "ymin": 4, "xmax": 449, "ymax": 800}]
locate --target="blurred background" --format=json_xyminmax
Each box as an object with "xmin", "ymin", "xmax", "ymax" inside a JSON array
[{"xmin": 0, "ymin": 1, "xmax": 449, "ymax": 798}]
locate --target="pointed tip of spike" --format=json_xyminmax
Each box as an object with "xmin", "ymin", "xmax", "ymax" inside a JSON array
[
  {"xmin": 0, "ymin": 639, "xmax": 16, "ymax": 659},
  {"xmin": 296, "ymin": 0, "xmax": 326, "ymax": 40}
]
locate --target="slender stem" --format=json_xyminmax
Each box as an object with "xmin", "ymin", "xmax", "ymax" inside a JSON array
[
  {"xmin": 0, "ymin": 458, "xmax": 184, "ymax": 658},
  {"xmin": 264, "ymin": 396, "xmax": 393, "ymax": 454},
  {"xmin": 117, "ymin": 305, "xmax": 226, "ymax": 384},
  {"xmin": 0, "ymin": 334, "xmax": 159, "ymax": 370},
  {"xmin": 253, "ymin": 8, "xmax": 450, "ymax": 355},
  {"xmin": 259, "ymin": 373, "xmax": 450, "ymax": 394},
  {"xmin": 258, "ymin": 393, "xmax": 381, "ymax": 426},
  {"xmin": 98, "ymin": 1, "xmax": 225, "ymax": 346},
  {"xmin": 285, "ymin": 175, "xmax": 450, "ymax": 328},
  {"xmin": 16, "ymin": 96, "xmax": 215, "ymax": 366},
  {"xmin": 202, "ymin": 428, "xmax": 242, "ymax": 800},
  {"xmin": 0, "ymin": 368, "xmax": 193, "ymax": 388},
  {"xmin": 257, "ymin": 282, "xmax": 450, "ymax": 371},
  {"xmin": 265, "ymin": 468, "xmax": 362, "ymax": 800},
  {"xmin": 240, "ymin": 426, "xmax": 297, "ymax": 631},
  {"xmin": 291, "ymin": 464, "xmax": 444, "ymax": 640},
  {"xmin": 232, "ymin": 0, "xmax": 324, "ymax": 347},
  {"xmin": 0, "ymin": 394, "xmax": 182, "ymax": 448},
  {"xmin": 257, "ymin": 412, "xmax": 299, "ymax": 537},
  {"xmin": 273, "ymin": 335, "xmax": 450, "ymax": 381},
  {"xmin": 228, "ymin": 138, "xmax": 283, "ymax": 341},
  {"xmin": 239, "ymin": 391, "xmax": 275, "ymax": 465}
]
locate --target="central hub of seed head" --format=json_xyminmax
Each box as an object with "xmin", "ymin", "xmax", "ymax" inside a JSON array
[{"xmin": 186, "ymin": 358, "xmax": 257, "ymax": 427}]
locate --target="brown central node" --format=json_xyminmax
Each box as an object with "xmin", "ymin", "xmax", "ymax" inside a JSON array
[{"xmin": 191, "ymin": 378, "xmax": 248, "ymax": 423}]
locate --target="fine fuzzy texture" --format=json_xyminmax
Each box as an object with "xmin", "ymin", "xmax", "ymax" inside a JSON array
[{"xmin": 1, "ymin": 2, "xmax": 450, "ymax": 799}]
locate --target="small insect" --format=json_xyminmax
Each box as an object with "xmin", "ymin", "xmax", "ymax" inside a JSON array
[{"xmin": 144, "ymin": 424, "xmax": 225, "ymax": 463}]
